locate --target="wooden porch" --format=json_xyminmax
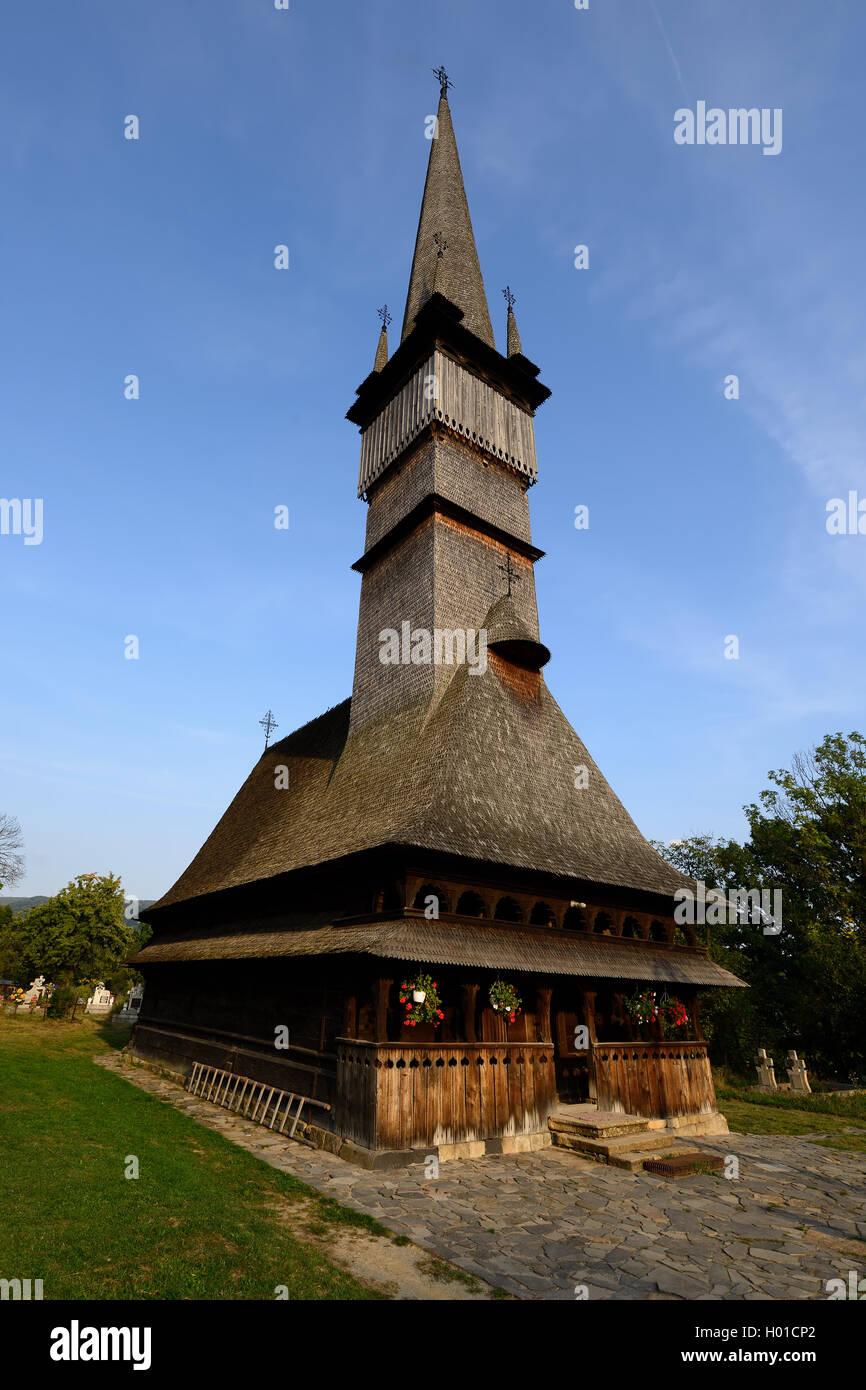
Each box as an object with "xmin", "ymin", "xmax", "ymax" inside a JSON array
[
  {"xmin": 592, "ymin": 1040, "xmax": 715, "ymax": 1119},
  {"xmin": 333, "ymin": 1035, "xmax": 717, "ymax": 1151},
  {"xmin": 335, "ymin": 1039, "xmax": 556, "ymax": 1150}
]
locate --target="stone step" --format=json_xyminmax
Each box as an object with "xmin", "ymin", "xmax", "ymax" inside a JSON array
[
  {"xmin": 552, "ymin": 1127, "xmax": 676, "ymax": 1157},
  {"xmin": 548, "ymin": 1109, "xmax": 653, "ymax": 1140},
  {"xmin": 550, "ymin": 1122, "xmax": 686, "ymax": 1170}
]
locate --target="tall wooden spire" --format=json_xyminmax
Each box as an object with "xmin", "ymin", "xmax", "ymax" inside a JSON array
[{"xmin": 400, "ymin": 84, "xmax": 494, "ymax": 348}]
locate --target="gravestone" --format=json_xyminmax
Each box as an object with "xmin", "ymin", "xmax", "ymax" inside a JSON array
[
  {"xmin": 116, "ymin": 984, "xmax": 144, "ymax": 1020},
  {"xmin": 24, "ymin": 975, "xmax": 46, "ymax": 1004},
  {"xmin": 786, "ymin": 1050, "xmax": 811, "ymax": 1094},
  {"xmin": 754, "ymin": 1048, "xmax": 777, "ymax": 1091},
  {"xmin": 84, "ymin": 983, "xmax": 115, "ymax": 1015}
]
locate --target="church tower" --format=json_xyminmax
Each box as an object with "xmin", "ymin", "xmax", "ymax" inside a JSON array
[{"xmin": 347, "ymin": 75, "xmax": 551, "ymax": 733}]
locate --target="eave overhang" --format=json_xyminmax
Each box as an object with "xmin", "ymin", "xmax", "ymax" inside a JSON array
[{"xmin": 346, "ymin": 294, "xmax": 551, "ymax": 430}]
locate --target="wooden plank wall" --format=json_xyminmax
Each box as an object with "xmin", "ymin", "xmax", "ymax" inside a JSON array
[
  {"xmin": 357, "ymin": 350, "xmax": 538, "ymax": 496},
  {"xmin": 335, "ymin": 1041, "xmax": 556, "ymax": 1150},
  {"xmin": 593, "ymin": 1042, "xmax": 715, "ymax": 1118}
]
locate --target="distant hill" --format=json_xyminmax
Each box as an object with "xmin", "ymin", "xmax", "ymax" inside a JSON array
[
  {"xmin": 0, "ymin": 897, "xmax": 156, "ymax": 917},
  {"xmin": 0, "ymin": 897, "xmax": 50, "ymax": 914}
]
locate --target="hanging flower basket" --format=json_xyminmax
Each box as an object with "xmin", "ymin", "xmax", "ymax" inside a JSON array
[
  {"xmin": 399, "ymin": 972, "xmax": 444, "ymax": 1027},
  {"xmin": 623, "ymin": 990, "xmax": 690, "ymax": 1038},
  {"xmin": 623, "ymin": 989, "xmax": 659, "ymax": 1027},
  {"xmin": 489, "ymin": 979, "xmax": 522, "ymax": 1024},
  {"xmin": 659, "ymin": 996, "xmax": 690, "ymax": 1038}
]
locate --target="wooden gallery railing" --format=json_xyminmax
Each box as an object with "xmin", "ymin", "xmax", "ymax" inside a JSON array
[
  {"xmin": 335, "ymin": 1040, "xmax": 557, "ymax": 1151},
  {"xmin": 593, "ymin": 1041, "xmax": 715, "ymax": 1119}
]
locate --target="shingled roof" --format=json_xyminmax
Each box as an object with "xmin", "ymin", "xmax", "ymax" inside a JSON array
[
  {"xmin": 130, "ymin": 917, "xmax": 742, "ymax": 987},
  {"xmin": 149, "ymin": 656, "xmax": 691, "ymax": 913},
  {"xmin": 400, "ymin": 89, "xmax": 494, "ymax": 348}
]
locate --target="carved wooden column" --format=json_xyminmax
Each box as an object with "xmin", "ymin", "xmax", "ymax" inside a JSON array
[
  {"xmin": 690, "ymin": 991, "xmax": 704, "ymax": 1041},
  {"xmin": 374, "ymin": 977, "xmax": 393, "ymax": 1042},
  {"xmin": 460, "ymin": 983, "xmax": 479, "ymax": 1043},
  {"xmin": 536, "ymin": 986, "xmax": 553, "ymax": 1043},
  {"xmin": 342, "ymin": 993, "xmax": 358, "ymax": 1040},
  {"xmin": 581, "ymin": 989, "xmax": 598, "ymax": 1102}
]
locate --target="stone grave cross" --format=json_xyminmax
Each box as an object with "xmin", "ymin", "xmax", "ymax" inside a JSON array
[
  {"xmin": 786, "ymin": 1050, "xmax": 811, "ymax": 1094},
  {"xmin": 754, "ymin": 1048, "xmax": 777, "ymax": 1090}
]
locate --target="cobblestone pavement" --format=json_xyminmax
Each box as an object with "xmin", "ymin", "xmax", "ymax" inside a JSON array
[{"xmin": 99, "ymin": 1055, "xmax": 866, "ymax": 1301}]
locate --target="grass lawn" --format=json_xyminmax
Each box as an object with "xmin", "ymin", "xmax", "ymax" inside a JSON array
[
  {"xmin": 715, "ymin": 1080, "xmax": 866, "ymax": 1124},
  {"xmin": 0, "ymin": 1017, "xmax": 386, "ymax": 1300},
  {"xmin": 715, "ymin": 1082, "xmax": 866, "ymax": 1151}
]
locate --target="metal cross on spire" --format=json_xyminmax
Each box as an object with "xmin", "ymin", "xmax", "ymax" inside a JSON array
[
  {"xmin": 497, "ymin": 553, "xmax": 522, "ymax": 598},
  {"xmin": 259, "ymin": 709, "xmax": 278, "ymax": 749},
  {"xmin": 377, "ymin": 304, "xmax": 392, "ymax": 332},
  {"xmin": 502, "ymin": 285, "xmax": 516, "ymax": 311},
  {"xmin": 432, "ymin": 65, "xmax": 453, "ymax": 95}
]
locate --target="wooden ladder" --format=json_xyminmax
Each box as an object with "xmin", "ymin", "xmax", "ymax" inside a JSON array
[{"xmin": 186, "ymin": 1062, "xmax": 329, "ymax": 1137}]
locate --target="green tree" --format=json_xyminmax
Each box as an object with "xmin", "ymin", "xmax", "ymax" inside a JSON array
[
  {"xmin": 15, "ymin": 873, "xmax": 139, "ymax": 999},
  {"xmin": 0, "ymin": 915, "xmax": 26, "ymax": 985},
  {"xmin": 654, "ymin": 732, "xmax": 866, "ymax": 1080},
  {"xmin": 650, "ymin": 834, "xmax": 768, "ymax": 1072},
  {"xmin": 742, "ymin": 732, "xmax": 866, "ymax": 1078}
]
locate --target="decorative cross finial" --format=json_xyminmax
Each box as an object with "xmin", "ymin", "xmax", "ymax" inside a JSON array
[
  {"xmin": 433, "ymin": 231, "xmax": 447, "ymax": 259},
  {"xmin": 259, "ymin": 709, "xmax": 278, "ymax": 749},
  {"xmin": 377, "ymin": 304, "xmax": 392, "ymax": 332},
  {"xmin": 497, "ymin": 553, "xmax": 522, "ymax": 599},
  {"xmin": 432, "ymin": 65, "xmax": 453, "ymax": 95},
  {"xmin": 502, "ymin": 285, "xmax": 516, "ymax": 311}
]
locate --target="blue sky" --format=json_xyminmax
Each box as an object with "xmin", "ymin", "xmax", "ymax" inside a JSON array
[{"xmin": 2, "ymin": 0, "xmax": 864, "ymax": 899}]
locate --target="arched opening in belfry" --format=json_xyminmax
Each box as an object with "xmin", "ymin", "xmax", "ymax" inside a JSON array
[
  {"xmin": 562, "ymin": 906, "xmax": 587, "ymax": 931},
  {"xmin": 649, "ymin": 920, "xmax": 669, "ymax": 943},
  {"xmin": 593, "ymin": 911, "xmax": 614, "ymax": 935},
  {"xmin": 494, "ymin": 896, "xmax": 523, "ymax": 922},
  {"xmin": 413, "ymin": 884, "xmax": 448, "ymax": 914},
  {"xmin": 456, "ymin": 890, "xmax": 487, "ymax": 918},
  {"xmin": 530, "ymin": 901, "xmax": 556, "ymax": 927},
  {"xmin": 621, "ymin": 916, "xmax": 641, "ymax": 939}
]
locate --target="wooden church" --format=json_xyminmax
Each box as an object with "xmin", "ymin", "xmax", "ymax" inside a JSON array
[{"xmin": 129, "ymin": 76, "xmax": 744, "ymax": 1165}]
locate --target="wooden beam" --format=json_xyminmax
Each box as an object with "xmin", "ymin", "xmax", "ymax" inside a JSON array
[
  {"xmin": 460, "ymin": 983, "xmax": 479, "ymax": 1043},
  {"xmin": 535, "ymin": 986, "xmax": 553, "ymax": 1043},
  {"xmin": 374, "ymin": 977, "xmax": 393, "ymax": 1042},
  {"xmin": 690, "ymin": 991, "xmax": 704, "ymax": 1041},
  {"xmin": 343, "ymin": 993, "xmax": 358, "ymax": 1040},
  {"xmin": 581, "ymin": 989, "xmax": 598, "ymax": 1102}
]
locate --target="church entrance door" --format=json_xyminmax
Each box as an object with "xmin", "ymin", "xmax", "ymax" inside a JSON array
[{"xmin": 551, "ymin": 986, "xmax": 589, "ymax": 1104}]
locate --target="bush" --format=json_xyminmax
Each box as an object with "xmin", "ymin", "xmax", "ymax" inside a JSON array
[{"xmin": 46, "ymin": 985, "xmax": 79, "ymax": 1021}]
